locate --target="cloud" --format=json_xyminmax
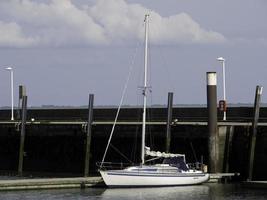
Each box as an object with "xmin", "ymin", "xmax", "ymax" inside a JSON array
[
  {"xmin": 149, "ymin": 12, "xmax": 226, "ymax": 44},
  {"xmin": 0, "ymin": 0, "xmax": 226, "ymax": 47},
  {"xmin": 0, "ymin": 21, "xmax": 38, "ymax": 47},
  {"xmin": 0, "ymin": 0, "xmax": 107, "ymax": 46},
  {"xmin": 88, "ymin": 0, "xmax": 226, "ymax": 44}
]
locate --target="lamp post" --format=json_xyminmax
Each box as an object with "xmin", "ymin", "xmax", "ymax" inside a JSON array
[
  {"xmin": 217, "ymin": 57, "xmax": 226, "ymax": 121},
  {"xmin": 5, "ymin": 67, "xmax": 14, "ymax": 121}
]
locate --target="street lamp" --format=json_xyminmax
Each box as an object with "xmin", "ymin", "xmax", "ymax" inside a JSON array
[
  {"xmin": 217, "ymin": 57, "xmax": 226, "ymax": 121},
  {"xmin": 5, "ymin": 67, "xmax": 14, "ymax": 121}
]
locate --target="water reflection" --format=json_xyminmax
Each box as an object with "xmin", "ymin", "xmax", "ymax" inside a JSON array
[
  {"xmin": 0, "ymin": 184, "xmax": 266, "ymax": 200},
  {"xmin": 101, "ymin": 185, "xmax": 210, "ymax": 200}
]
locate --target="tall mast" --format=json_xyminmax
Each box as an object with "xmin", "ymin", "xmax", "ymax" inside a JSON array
[{"xmin": 141, "ymin": 14, "xmax": 149, "ymax": 165}]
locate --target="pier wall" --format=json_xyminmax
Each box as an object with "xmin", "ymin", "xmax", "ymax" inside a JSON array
[{"xmin": 0, "ymin": 107, "xmax": 266, "ymax": 180}]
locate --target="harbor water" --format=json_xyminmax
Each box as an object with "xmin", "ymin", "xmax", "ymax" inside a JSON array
[{"xmin": 0, "ymin": 184, "xmax": 266, "ymax": 200}]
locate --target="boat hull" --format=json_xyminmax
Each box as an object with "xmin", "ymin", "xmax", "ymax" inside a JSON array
[{"xmin": 100, "ymin": 170, "xmax": 209, "ymax": 187}]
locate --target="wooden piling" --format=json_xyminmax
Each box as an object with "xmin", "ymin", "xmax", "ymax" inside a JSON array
[
  {"xmin": 207, "ymin": 72, "xmax": 219, "ymax": 173},
  {"xmin": 18, "ymin": 95, "xmax": 27, "ymax": 176},
  {"xmin": 248, "ymin": 85, "xmax": 263, "ymax": 181},
  {"xmin": 84, "ymin": 94, "xmax": 94, "ymax": 177},
  {"xmin": 17, "ymin": 85, "xmax": 26, "ymax": 120},
  {"xmin": 222, "ymin": 126, "xmax": 234, "ymax": 173},
  {"xmin": 166, "ymin": 92, "xmax": 173, "ymax": 153}
]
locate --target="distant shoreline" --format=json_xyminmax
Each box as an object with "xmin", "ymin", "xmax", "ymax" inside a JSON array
[{"xmin": 0, "ymin": 103, "xmax": 262, "ymax": 110}]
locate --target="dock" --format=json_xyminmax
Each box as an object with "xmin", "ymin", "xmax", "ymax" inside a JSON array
[
  {"xmin": 242, "ymin": 181, "xmax": 267, "ymax": 189},
  {"xmin": 0, "ymin": 177, "xmax": 103, "ymax": 191},
  {"xmin": 0, "ymin": 106, "xmax": 266, "ymax": 182},
  {"xmin": 209, "ymin": 173, "xmax": 240, "ymax": 183},
  {"xmin": 0, "ymin": 173, "xmax": 240, "ymax": 191}
]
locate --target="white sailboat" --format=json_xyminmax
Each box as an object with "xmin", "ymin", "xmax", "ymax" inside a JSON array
[{"xmin": 99, "ymin": 14, "xmax": 209, "ymax": 187}]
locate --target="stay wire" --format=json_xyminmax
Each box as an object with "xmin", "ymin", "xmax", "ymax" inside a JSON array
[
  {"xmin": 100, "ymin": 41, "xmax": 141, "ymax": 168},
  {"xmin": 110, "ymin": 143, "xmax": 134, "ymax": 164}
]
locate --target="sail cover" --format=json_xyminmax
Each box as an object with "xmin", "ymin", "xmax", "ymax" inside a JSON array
[{"xmin": 145, "ymin": 147, "xmax": 185, "ymax": 158}]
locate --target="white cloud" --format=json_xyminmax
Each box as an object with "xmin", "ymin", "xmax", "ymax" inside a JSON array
[
  {"xmin": 88, "ymin": 0, "xmax": 226, "ymax": 44},
  {"xmin": 0, "ymin": 0, "xmax": 226, "ymax": 47},
  {"xmin": 0, "ymin": 0, "xmax": 107, "ymax": 46},
  {"xmin": 0, "ymin": 21, "xmax": 38, "ymax": 47},
  {"xmin": 146, "ymin": 12, "xmax": 226, "ymax": 44}
]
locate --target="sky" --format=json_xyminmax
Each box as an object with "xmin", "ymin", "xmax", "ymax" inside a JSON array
[{"xmin": 0, "ymin": 0, "xmax": 266, "ymax": 107}]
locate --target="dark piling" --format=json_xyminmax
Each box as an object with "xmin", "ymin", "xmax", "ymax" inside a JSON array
[
  {"xmin": 207, "ymin": 72, "xmax": 219, "ymax": 173},
  {"xmin": 222, "ymin": 126, "xmax": 234, "ymax": 173},
  {"xmin": 248, "ymin": 85, "xmax": 263, "ymax": 180},
  {"xmin": 84, "ymin": 94, "xmax": 94, "ymax": 177},
  {"xmin": 18, "ymin": 95, "xmax": 27, "ymax": 176},
  {"xmin": 166, "ymin": 92, "xmax": 173, "ymax": 153}
]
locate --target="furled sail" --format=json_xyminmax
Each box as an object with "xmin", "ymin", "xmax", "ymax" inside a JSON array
[{"xmin": 145, "ymin": 147, "xmax": 185, "ymax": 158}]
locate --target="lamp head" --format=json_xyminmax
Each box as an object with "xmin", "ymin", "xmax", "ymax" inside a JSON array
[
  {"xmin": 5, "ymin": 67, "xmax": 13, "ymax": 71},
  {"xmin": 217, "ymin": 57, "xmax": 225, "ymax": 62}
]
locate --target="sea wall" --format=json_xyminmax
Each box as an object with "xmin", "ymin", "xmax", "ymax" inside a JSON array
[{"xmin": 0, "ymin": 106, "xmax": 266, "ymax": 180}]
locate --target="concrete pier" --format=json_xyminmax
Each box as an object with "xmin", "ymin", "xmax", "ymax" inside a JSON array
[
  {"xmin": 242, "ymin": 181, "xmax": 267, "ymax": 189},
  {"xmin": 0, "ymin": 106, "xmax": 266, "ymax": 181},
  {"xmin": 0, "ymin": 177, "xmax": 103, "ymax": 191},
  {"xmin": 0, "ymin": 174, "xmax": 240, "ymax": 191}
]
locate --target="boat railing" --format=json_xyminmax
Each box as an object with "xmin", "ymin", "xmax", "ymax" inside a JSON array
[
  {"xmin": 96, "ymin": 162, "xmax": 133, "ymax": 170},
  {"xmin": 187, "ymin": 162, "xmax": 208, "ymax": 172}
]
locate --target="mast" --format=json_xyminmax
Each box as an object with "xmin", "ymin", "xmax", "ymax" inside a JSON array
[{"xmin": 141, "ymin": 14, "xmax": 149, "ymax": 165}]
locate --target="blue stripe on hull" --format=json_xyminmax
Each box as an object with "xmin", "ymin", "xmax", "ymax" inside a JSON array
[
  {"xmin": 106, "ymin": 172, "xmax": 207, "ymax": 178},
  {"xmin": 107, "ymin": 184, "xmax": 203, "ymax": 188}
]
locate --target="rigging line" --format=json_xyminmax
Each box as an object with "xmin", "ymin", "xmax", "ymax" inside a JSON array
[
  {"xmin": 100, "ymin": 41, "xmax": 141, "ymax": 168},
  {"xmin": 190, "ymin": 141, "xmax": 198, "ymax": 163},
  {"xmin": 136, "ymin": 16, "xmax": 149, "ymax": 105},
  {"xmin": 157, "ymin": 44, "xmax": 175, "ymax": 93},
  {"xmin": 110, "ymin": 144, "xmax": 134, "ymax": 164},
  {"xmin": 145, "ymin": 157, "xmax": 162, "ymax": 163},
  {"xmin": 131, "ymin": 108, "xmax": 141, "ymax": 162},
  {"xmin": 149, "ymin": 14, "xmax": 175, "ymax": 94},
  {"xmin": 148, "ymin": 21, "xmax": 153, "ymax": 99},
  {"xmin": 145, "ymin": 19, "xmax": 154, "ymax": 150}
]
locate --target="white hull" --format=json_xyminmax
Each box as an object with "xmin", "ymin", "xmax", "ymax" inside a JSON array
[{"xmin": 100, "ymin": 170, "xmax": 209, "ymax": 187}]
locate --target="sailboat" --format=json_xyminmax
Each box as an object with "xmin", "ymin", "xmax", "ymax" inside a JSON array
[{"xmin": 99, "ymin": 14, "xmax": 209, "ymax": 187}]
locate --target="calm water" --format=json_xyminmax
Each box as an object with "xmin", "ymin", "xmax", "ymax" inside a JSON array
[{"xmin": 0, "ymin": 184, "xmax": 266, "ymax": 200}]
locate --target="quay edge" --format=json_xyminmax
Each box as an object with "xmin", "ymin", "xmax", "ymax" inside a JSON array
[{"xmin": 0, "ymin": 106, "xmax": 266, "ymax": 181}]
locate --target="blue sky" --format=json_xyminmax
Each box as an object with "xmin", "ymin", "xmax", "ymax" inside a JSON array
[{"xmin": 0, "ymin": 0, "xmax": 266, "ymax": 106}]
